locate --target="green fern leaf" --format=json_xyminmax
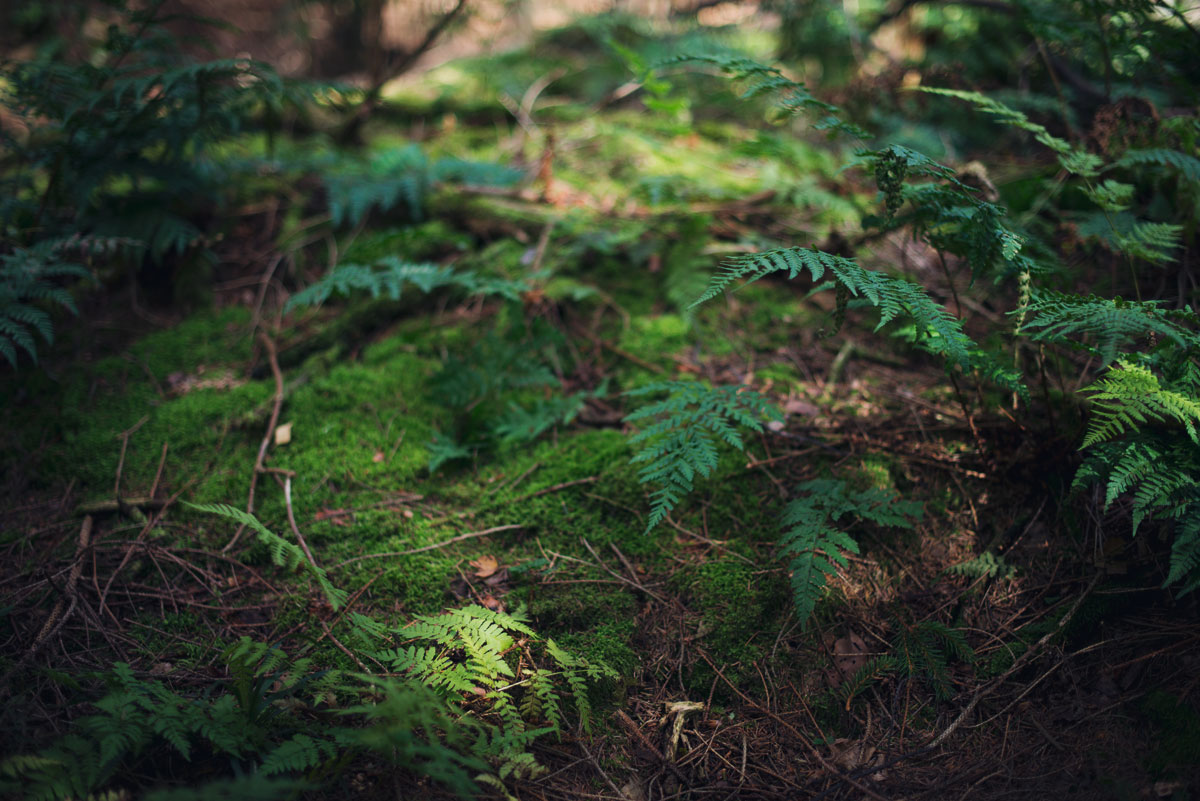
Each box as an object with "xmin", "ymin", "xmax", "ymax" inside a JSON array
[{"xmin": 625, "ymin": 381, "xmax": 781, "ymax": 530}]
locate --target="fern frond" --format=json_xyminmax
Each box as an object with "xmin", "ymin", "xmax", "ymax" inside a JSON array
[
  {"xmin": 892, "ymin": 621, "xmax": 974, "ymax": 700},
  {"xmin": 1020, "ymin": 290, "xmax": 1200, "ymax": 364},
  {"xmin": 1080, "ymin": 361, "xmax": 1200, "ymax": 447},
  {"xmin": 258, "ymin": 733, "xmax": 335, "ymax": 776},
  {"xmin": 1110, "ymin": 148, "xmax": 1200, "ymax": 183},
  {"xmin": 1075, "ymin": 212, "xmax": 1183, "ymax": 264},
  {"xmin": 184, "ymin": 502, "xmax": 347, "ymax": 609},
  {"xmin": 921, "ymin": 87, "xmax": 1101, "ymax": 176},
  {"xmin": 946, "ymin": 550, "xmax": 1016, "ymax": 579},
  {"xmin": 657, "ymin": 54, "xmax": 866, "ymax": 138},
  {"xmin": 778, "ymin": 479, "xmax": 920, "ymax": 626},
  {"xmin": 693, "ymin": 247, "xmax": 974, "ymax": 367},
  {"xmin": 625, "ymin": 381, "xmax": 781, "ymax": 530}
]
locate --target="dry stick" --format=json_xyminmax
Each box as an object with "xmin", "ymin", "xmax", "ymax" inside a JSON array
[
  {"xmin": 425, "ymin": 476, "xmax": 598, "ymax": 525},
  {"xmin": 0, "ymin": 516, "xmax": 93, "ymax": 690},
  {"xmin": 114, "ymin": 415, "xmax": 150, "ymax": 499},
  {"xmin": 577, "ymin": 741, "xmax": 627, "ymax": 800},
  {"xmin": 148, "ymin": 441, "xmax": 169, "ymax": 500},
  {"xmin": 330, "ymin": 525, "xmax": 524, "ymax": 570},
  {"xmin": 696, "ymin": 650, "xmax": 892, "ymax": 801},
  {"xmin": 580, "ymin": 537, "xmax": 666, "ymax": 603},
  {"xmin": 925, "ymin": 570, "xmax": 1104, "ymax": 749},
  {"xmin": 224, "ymin": 332, "xmax": 285, "ymax": 553},
  {"xmin": 281, "ymin": 475, "xmax": 320, "ymax": 572}
]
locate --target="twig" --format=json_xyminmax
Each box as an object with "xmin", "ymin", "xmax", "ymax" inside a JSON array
[
  {"xmin": 0, "ymin": 516, "xmax": 92, "ymax": 691},
  {"xmin": 580, "ymin": 538, "xmax": 666, "ymax": 602},
  {"xmin": 282, "ymin": 475, "xmax": 319, "ymax": 572},
  {"xmin": 76, "ymin": 497, "xmax": 167, "ymax": 515},
  {"xmin": 224, "ymin": 332, "xmax": 285, "ymax": 553},
  {"xmin": 925, "ymin": 570, "xmax": 1103, "ymax": 749},
  {"xmin": 697, "ymin": 650, "xmax": 892, "ymax": 801},
  {"xmin": 114, "ymin": 415, "xmax": 150, "ymax": 499},
  {"xmin": 330, "ymin": 524, "xmax": 524, "ymax": 570},
  {"xmin": 426, "ymin": 476, "xmax": 597, "ymax": 525}
]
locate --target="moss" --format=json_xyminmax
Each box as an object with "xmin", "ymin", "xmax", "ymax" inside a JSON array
[
  {"xmin": 618, "ymin": 314, "xmax": 690, "ymax": 368},
  {"xmin": 12, "ymin": 307, "xmax": 260, "ymax": 499},
  {"xmin": 340, "ymin": 221, "xmax": 472, "ymax": 264},
  {"xmin": 674, "ymin": 557, "xmax": 789, "ymax": 696},
  {"xmin": 1142, "ymin": 691, "xmax": 1200, "ymax": 778},
  {"xmin": 854, "ymin": 453, "xmax": 898, "ymax": 493}
]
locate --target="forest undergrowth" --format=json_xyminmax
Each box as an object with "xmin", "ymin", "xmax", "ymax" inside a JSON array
[{"xmin": 2, "ymin": 2, "xmax": 1199, "ymax": 800}]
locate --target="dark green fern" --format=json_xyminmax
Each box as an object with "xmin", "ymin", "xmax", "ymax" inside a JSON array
[
  {"xmin": 184, "ymin": 502, "xmax": 348, "ymax": 610},
  {"xmin": 779, "ymin": 479, "xmax": 921, "ymax": 626},
  {"xmin": 691, "ymin": 246, "xmax": 975, "ymax": 367},
  {"xmin": 625, "ymin": 381, "xmax": 781, "ymax": 531}
]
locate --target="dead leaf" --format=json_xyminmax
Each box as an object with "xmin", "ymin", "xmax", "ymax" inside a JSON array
[
  {"xmin": 470, "ymin": 555, "xmax": 499, "ymax": 578},
  {"xmin": 315, "ymin": 508, "xmax": 352, "ymax": 527},
  {"xmin": 274, "ymin": 422, "xmax": 292, "ymax": 446},
  {"xmin": 372, "ymin": 450, "xmax": 385, "ymax": 463},
  {"xmin": 784, "ymin": 396, "xmax": 820, "ymax": 416},
  {"xmin": 483, "ymin": 567, "xmax": 509, "ymax": 587},
  {"xmin": 479, "ymin": 594, "xmax": 504, "ymax": 611},
  {"xmin": 830, "ymin": 632, "xmax": 870, "ymax": 686},
  {"xmin": 829, "ymin": 738, "xmax": 876, "ymax": 771}
]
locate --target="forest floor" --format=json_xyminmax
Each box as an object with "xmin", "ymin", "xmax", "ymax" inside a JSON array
[{"xmin": 3, "ymin": 20, "xmax": 1199, "ymax": 801}]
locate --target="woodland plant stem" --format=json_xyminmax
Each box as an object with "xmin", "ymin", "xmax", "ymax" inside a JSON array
[
  {"xmin": 224, "ymin": 332, "xmax": 285, "ymax": 553},
  {"xmin": 329, "ymin": 524, "xmax": 524, "ymax": 569}
]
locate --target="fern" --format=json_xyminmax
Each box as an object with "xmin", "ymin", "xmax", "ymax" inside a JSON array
[
  {"xmin": 142, "ymin": 776, "xmax": 303, "ymax": 801},
  {"xmin": 184, "ymin": 502, "xmax": 347, "ymax": 610},
  {"xmin": 891, "ymin": 620, "xmax": 974, "ymax": 701},
  {"xmin": 625, "ymin": 381, "xmax": 781, "ymax": 531},
  {"xmin": 340, "ymin": 676, "xmax": 487, "ymax": 797},
  {"xmin": 1075, "ymin": 211, "xmax": 1183, "ymax": 265},
  {"xmin": 658, "ymin": 53, "xmax": 868, "ymax": 138},
  {"xmin": 0, "ymin": 246, "xmax": 92, "ymax": 367},
  {"xmin": 322, "ymin": 143, "xmax": 523, "ymax": 228},
  {"xmin": 920, "ymin": 87, "xmax": 1100, "ymax": 176},
  {"xmin": 840, "ymin": 620, "xmax": 973, "ymax": 706},
  {"xmin": 0, "ymin": 649, "xmax": 331, "ymax": 800},
  {"xmin": 492, "ymin": 383, "xmax": 607, "ymax": 446},
  {"xmin": 693, "ymin": 246, "xmax": 974, "ymax": 367},
  {"xmin": 1079, "ymin": 360, "xmax": 1200, "ymax": 447},
  {"xmin": 258, "ymin": 734, "xmax": 337, "ymax": 776},
  {"xmin": 353, "ymin": 605, "xmax": 615, "ymax": 781},
  {"xmin": 1020, "ymin": 290, "xmax": 1200, "ymax": 365},
  {"xmin": 946, "ymin": 551, "xmax": 1017, "ymax": 580},
  {"xmin": 779, "ymin": 479, "xmax": 921, "ymax": 626},
  {"xmin": 427, "ymin": 432, "xmax": 474, "ymax": 474},
  {"xmin": 1111, "ymin": 148, "xmax": 1200, "ymax": 184}
]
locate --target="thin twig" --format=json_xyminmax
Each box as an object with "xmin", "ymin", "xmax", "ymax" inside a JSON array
[
  {"xmin": 224, "ymin": 332, "xmax": 285, "ymax": 553},
  {"xmin": 0, "ymin": 516, "xmax": 92, "ymax": 691},
  {"xmin": 925, "ymin": 571, "xmax": 1103, "ymax": 749},
  {"xmin": 330, "ymin": 525, "xmax": 524, "ymax": 570},
  {"xmin": 697, "ymin": 650, "xmax": 892, "ymax": 801}
]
